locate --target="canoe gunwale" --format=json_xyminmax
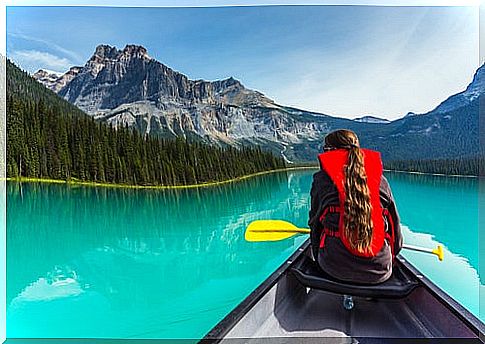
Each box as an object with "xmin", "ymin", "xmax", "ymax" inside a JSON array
[
  {"xmin": 200, "ymin": 240, "xmax": 485, "ymax": 343},
  {"xmin": 396, "ymin": 256, "xmax": 485, "ymax": 338},
  {"xmin": 200, "ymin": 241, "xmax": 311, "ymax": 343}
]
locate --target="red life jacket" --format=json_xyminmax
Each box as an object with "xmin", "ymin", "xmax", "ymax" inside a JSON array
[{"xmin": 318, "ymin": 148, "xmax": 394, "ymax": 258}]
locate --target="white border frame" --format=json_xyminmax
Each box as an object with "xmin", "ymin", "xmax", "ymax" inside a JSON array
[
  {"xmin": 0, "ymin": 1, "xmax": 482, "ymax": 342},
  {"xmin": 1, "ymin": 1, "xmax": 6, "ymax": 343},
  {"xmin": 3, "ymin": 0, "xmax": 481, "ymax": 6}
]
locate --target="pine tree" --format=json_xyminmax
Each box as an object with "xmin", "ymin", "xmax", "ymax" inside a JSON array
[{"xmin": 6, "ymin": 60, "xmax": 286, "ymax": 186}]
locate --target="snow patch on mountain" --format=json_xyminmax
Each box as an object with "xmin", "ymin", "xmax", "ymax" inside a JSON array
[
  {"xmin": 354, "ymin": 115, "xmax": 390, "ymax": 124},
  {"xmin": 31, "ymin": 44, "xmax": 337, "ymax": 157},
  {"xmin": 431, "ymin": 64, "xmax": 485, "ymax": 114},
  {"xmin": 31, "ymin": 44, "xmax": 484, "ymax": 162}
]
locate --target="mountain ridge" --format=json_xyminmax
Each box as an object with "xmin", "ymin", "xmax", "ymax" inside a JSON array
[
  {"xmin": 7, "ymin": 58, "xmax": 286, "ymax": 185},
  {"xmin": 32, "ymin": 44, "xmax": 482, "ymax": 162}
]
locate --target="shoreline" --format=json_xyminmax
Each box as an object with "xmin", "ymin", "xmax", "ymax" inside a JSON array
[
  {"xmin": 382, "ymin": 169, "xmax": 478, "ymax": 178},
  {"xmin": 1, "ymin": 166, "xmax": 318, "ymax": 190},
  {"xmin": 1, "ymin": 166, "xmax": 478, "ymax": 189}
]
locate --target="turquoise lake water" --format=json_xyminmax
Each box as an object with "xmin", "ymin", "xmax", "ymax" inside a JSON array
[{"xmin": 6, "ymin": 170, "xmax": 484, "ymax": 339}]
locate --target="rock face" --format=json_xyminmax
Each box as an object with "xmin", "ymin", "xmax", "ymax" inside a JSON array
[
  {"xmin": 34, "ymin": 44, "xmax": 482, "ymax": 162},
  {"xmin": 35, "ymin": 66, "xmax": 82, "ymax": 93},
  {"xmin": 32, "ymin": 69, "xmax": 62, "ymax": 91},
  {"xmin": 34, "ymin": 44, "xmax": 354, "ymax": 161}
]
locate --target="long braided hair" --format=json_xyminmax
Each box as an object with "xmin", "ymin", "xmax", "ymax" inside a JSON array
[{"xmin": 324, "ymin": 129, "xmax": 373, "ymax": 254}]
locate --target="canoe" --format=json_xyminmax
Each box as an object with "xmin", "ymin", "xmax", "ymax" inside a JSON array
[{"xmin": 201, "ymin": 240, "xmax": 485, "ymax": 343}]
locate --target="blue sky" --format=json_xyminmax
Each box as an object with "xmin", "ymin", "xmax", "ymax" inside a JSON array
[{"xmin": 6, "ymin": 5, "xmax": 479, "ymax": 119}]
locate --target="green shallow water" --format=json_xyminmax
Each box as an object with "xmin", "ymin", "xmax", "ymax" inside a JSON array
[{"xmin": 6, "ymin": 170, "xmax": 484, "ymax": 338}]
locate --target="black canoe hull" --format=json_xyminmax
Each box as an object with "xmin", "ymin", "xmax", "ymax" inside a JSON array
[{"xmin": 201, "ymin": 240, "xmax": 485, "ymax": 343}]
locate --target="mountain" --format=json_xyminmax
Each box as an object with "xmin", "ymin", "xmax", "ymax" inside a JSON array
[
  {"xmin": 7, "ymin": 59, "xmax": 285, "ymax": 185},
  {"xmin": 430, "ymin": 64, "xmax": 485, "ymax": 114},
  {"xmin": 361, "ymin": 65, "xmax": 483, "ymax": 162},
  {"xmin": 34, "ymin": 66, "xmax": 83, "ymax": 93},
  {"xmin": 362, "ymin": 100, "xmax": 479, "ymax": 162},
  {"xmin": 33, "ymin": 44, "xmax": 482, "ymax": 163},
  {"xmin": 354, "ymin": 116, "xmax": 390, "ymax": 124},
  {"xmin": 31, "ymin": 69, "xmax": 63, "ymax": 91},
  {"xmin": 404, "ymin": 112, "xmax": 418, "ymax": 118},
  {"xmin": 33, "ymin": 44, "xmax": 364, "ymax": 162}
]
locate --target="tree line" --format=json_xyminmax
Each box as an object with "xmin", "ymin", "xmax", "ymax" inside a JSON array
[
  {"xmin": 6, "ymin": 60, "xmax": 286, "ymax": 186},
  {"xmin": 384, "ymin": 157, "xmax": 482, "ymax": 176},
  {"xmin": 7, "ymin": 59, "xmax": 480, "ymax": 180}
]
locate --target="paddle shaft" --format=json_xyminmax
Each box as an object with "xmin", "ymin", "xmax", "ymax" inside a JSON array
[
  {"xmin": 253, "ymin": 229, "xmax": 311, "ymax": 234},
  {"xmin": 247, "ymin": 223, "xmax": 442, "ymax": 260},
  {"xmin": 403, "ymin": 244, "xmax": 434, "ymax": 254}
]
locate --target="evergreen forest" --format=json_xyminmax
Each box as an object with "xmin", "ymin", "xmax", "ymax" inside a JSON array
[{"xmin": 6, "ymin": 60, "xmax": 286, "ymax": 186}]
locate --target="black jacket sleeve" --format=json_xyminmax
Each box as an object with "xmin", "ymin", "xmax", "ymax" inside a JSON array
[
  {"xmin": 308, "ymin": 169, "xmax": 340, "ymax": 259},
  {"xmin": 309, "ymin": 171, "xmax": 323, "ymax": 230},
  {"xmin": 309, "ymin": 170, "xmax": 325, "ymax": 259},
  {"xmin": 380, "ymin": 176, "xmax": 403, "ymax": 256}
]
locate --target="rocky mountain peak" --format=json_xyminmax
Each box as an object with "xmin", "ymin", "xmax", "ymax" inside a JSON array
[
  {"xmin": 32, "ymin": 69, "xmax": 63, "ymax": 91},
  {"xmin": 225, "ymin": 76, "xmax": 240, "ymax": 85},
  {"xmin": 122, "ymin": 44, "xmax": 150, "ymax": 59},
  {"xmin": 212, "ymin": 76, "xmax": 244, "ymax": 92},
  {"xmin": 91, "ymin": 44, "xmax": 119, "ymax": 60},
  {"xmin": 33, "ymin": 69, "xmax": 57, "ymax": 79},
  {"xmin": 32, "ymin": 68, "xmax": 77, "ymax": 93},
  {"xmin": 90, "ymin": 44, "xmax": 151, "ymax": 62},
  {"xmin": 87, "ymin": 44, "xmax": 151, "ymax": 68},
  {"xmin": 430, "ymin": 62, "xmax": 484, "ymax": 114},
  {"xmin": 465, "ymin": 63, "xmax": 485, "ymax": 96},
  {"xmin": 354, "ymin": 115, "xmax": 390, "ymax": 124},
  {"xmin": 405, "ymin": 111, "xmax": 417, "ymax": 117},
  {"xmin": 33, "ymin": 44, "xmax": 274, "ymax": 114},
  {"xmin": 29, "ymin": 45, "xmax": 482, "ymax": 163}
]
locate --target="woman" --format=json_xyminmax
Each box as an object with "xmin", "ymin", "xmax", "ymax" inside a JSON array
[{"xmin": 308, "ymin": 129, "xmax": 402, "ymax": 284}]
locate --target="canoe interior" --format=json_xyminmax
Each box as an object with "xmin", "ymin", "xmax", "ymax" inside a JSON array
[{"xmin": 203, "ymin": 242, "xmax": 484, "ymax": 343}]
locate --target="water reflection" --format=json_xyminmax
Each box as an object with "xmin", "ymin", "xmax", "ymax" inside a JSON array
[
  {"xmin": 7, "ymin": 170, "xmax": 314, "ymax": 338},
  {"xmin": 385, "ymin": 172, "xmax": 482, "ymax": 327},
  {"xmin": 385, "ymin": 172, "xmax": 480, "ymax": 279},
  {"xmin": 8, "ymin": 169, "xmax": 482, "ymax": 337},
  {"xmin": 400, "ymin": 225, "xmax": 480, "ymax": 317}
]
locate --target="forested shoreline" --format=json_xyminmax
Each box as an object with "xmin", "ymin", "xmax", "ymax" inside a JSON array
[
  {"xmin": 6, "ymin": 60, "xmax": 286, "ymax": 186},
  {"xmin": 384, "ymin": 157, "xmax": 482, "ymax": 177},
  {"xmin": 7, "ymin": 59, "xmax": 481, "ymax": 182}
]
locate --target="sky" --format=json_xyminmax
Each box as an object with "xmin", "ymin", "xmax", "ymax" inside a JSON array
[{"xmin": 5, "ymin": 4, "xmax": 480, "ymax": 120}]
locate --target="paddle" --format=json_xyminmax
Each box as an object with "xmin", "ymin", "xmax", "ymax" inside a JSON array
[{"xmin": 245, "ymin": 220, "xmax": 444, "ymax": 261}]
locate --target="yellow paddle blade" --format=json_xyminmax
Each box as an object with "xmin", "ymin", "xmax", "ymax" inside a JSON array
[
  {"xmin": 432, "ymin": 244, "xmax": 444, "ymax": 261},
  {"xmin": 245, "ymin": 220, "xmax": 311, "ymax": 242}
]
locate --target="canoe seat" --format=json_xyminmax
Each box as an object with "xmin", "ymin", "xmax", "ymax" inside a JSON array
[{"xmin": 290, "ymin": 255, "xmax": 420, "ymax": 299}]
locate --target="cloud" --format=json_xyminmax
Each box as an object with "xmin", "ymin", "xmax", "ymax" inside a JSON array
[
  {"xmin": 10, "ymin": 50, "xmax": 73, "ymax": 73},
  {"xmin": 7, "ymin": 32, "xmax": 84, "ymax": 64}
]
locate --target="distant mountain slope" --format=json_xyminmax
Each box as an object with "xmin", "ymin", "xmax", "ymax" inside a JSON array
[
  {"xmin": 7, "ymin": 59, "xmax": 285, "ymax": 185},
  {"xmin": 354, "ymin": 116, "xmax": 390, "ymax": 124},
  {"xmin": 34, "ymin": 44, "xmax": 483, "ymax": 163},
  {"xmin": 363, "ymin": 99, "xmax": 479, "ymax": 161},
  {"xmin": 431, "ymin": 64, "xmax": 484, "ymax": 114}
]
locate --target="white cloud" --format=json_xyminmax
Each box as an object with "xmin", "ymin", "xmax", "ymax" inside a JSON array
[
  {"xmin": 7, "ymin": 32, "xmax": 83, "ymax": 63},
  {"xmin": 10, "ymin": 50, "xmax": 73, "ymax": 73}
]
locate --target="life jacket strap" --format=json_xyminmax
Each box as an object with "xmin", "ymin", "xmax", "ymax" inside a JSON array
[
  {"xmin": 319, "ymin": 227, "xmax": 340, "ymax": 248},
  {"xmin": 319, "ymin": 206, "xmax": 396, "ymax": 257},
  {"xmin": 318, "ymin": 205, "xmax": 341, "ymax": 249},
  {"xmin": 382, "ymin": 208, "xmax": 396, "ymax": 258},
  {"xmin": 319, "ymin": 205, "xmax": 341, "ymax": 222}
]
